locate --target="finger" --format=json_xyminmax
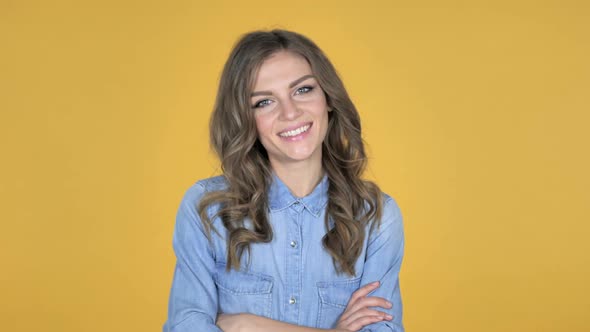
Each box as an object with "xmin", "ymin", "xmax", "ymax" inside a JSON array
[
  {"xmin": 339, "ymin": 305, "xmax": 384, "ymax": 324},
  {"xmin": 348, "ymin": 315, "xmax": 388, "ymax": 331},
  {"xmin": 339, "ymin": 308, "xmax": 390, "ymax": 327},
  {"xmin": 338, "ymin": 313, "xmax": 384, "ymax": 332},
  {"xmin": 346, "ymin": 281, "xmax": 381, "ymax": 310},
  {"xmin": 347, "ymin": 295, "xmax": 392, "ymax": 315},
  {"xmin": 340, "ymin": 296, "xmax": 391, "ymax": 323}
]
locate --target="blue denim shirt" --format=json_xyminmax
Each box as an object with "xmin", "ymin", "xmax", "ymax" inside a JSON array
[{"xmin": 163, "ymin": 174, "xmax": 405, "ymax": 332}]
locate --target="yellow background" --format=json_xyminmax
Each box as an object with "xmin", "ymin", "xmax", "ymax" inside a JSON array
[{"xmin": 1, "ymin": 0, "xmax": 589, "ymax": 331}]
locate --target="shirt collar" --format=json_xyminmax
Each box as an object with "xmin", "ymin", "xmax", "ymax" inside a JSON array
[{"xmin": 268, "ymin": 172, "xmax": 329, "ymax": 217}]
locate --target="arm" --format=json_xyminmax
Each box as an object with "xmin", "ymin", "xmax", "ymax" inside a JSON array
[
  {"xmin": 217, "ymin": 285, "xmax": 392, "ymax": 332},
  {"xmin": 163, "ymin": 184, "xmax": 223, "ymax": 332},
  {"xmin": 217, "ymin": 314, "xmax": 348, "ymax": 332},
  {"xmin": 356, "ymin": 197, "xmax": 405, "ymax": 332}
]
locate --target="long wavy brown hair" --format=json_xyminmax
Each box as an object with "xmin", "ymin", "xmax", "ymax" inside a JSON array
[{"xmin": 198, "ymin": 29, "xmax": 383, "ymax": 276}]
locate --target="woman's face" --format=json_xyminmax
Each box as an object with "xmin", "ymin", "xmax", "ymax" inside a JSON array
[{"xmin": 250, "ymin": 51, "xmax": 329, "ymax": 171}]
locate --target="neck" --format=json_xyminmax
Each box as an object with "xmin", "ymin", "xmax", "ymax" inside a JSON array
[{"xmin": 271, "ymin": 159, "xmax": 324, "ymax": 198}]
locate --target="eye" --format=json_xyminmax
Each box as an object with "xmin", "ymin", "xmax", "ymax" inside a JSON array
[
  {"xmin": 252, "ymin": 99, "xmax": 273, "ymax": 108},
  {"xmin": 295, "ymin": 85, "xmax": 314, "ymax": 95}
]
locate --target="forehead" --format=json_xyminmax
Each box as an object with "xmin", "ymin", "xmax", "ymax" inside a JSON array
[{"xmin": 252, "ymin": 51, "xmax": 313, "ymax": 90}]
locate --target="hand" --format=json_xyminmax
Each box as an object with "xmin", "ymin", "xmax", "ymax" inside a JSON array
[{"xmin": 335, "ymin": 281, "xmax": 393, "ymax": 331}]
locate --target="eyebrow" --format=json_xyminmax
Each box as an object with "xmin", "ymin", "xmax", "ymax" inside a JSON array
[{"xmin": 250, "ymin": 74, "xmax": 315, "ymax": 97}]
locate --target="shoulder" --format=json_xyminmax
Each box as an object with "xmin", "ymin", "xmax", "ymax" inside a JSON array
[
  {"xmin": 196, "ymin": 175, "xmax": 229, "ymax": 192},
  {"xmin": 368, "ymin": 191, "xmax": 404, "ymax": 240},
  {"xmin": 182, "ymin": 175, "xmax": 228, "ymax": 199},
  {"xmin": 178, "ymin": 175, "xmax": 229, "ymax": 213},
  {"xmin": 380, "ymin": 192, "xmax": 402, "ymax": 222},
  {"xmin": 175, "ymin": 175, "xmax": 230, "ymax": 237}
]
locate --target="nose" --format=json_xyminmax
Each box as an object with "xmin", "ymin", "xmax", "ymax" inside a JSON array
[{"xmin": 278, "ymin": 97, "xmax": 302, "ymax": 121}]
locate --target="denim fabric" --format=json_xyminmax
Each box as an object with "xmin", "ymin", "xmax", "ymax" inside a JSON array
[{"xmin": 163, "ymin": 173, "xmax": 405, "ymax": 332}]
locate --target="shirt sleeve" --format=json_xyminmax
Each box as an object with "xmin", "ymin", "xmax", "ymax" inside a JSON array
[
  {"xmin": 358, "ymin": 196, "xmax": 405, "ymax": 332},
  {"xmin": 163, "ymin": 183, "xmax": 223, "ymax": 332}
]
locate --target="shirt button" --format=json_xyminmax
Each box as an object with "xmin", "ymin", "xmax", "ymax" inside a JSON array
[
  {"xmin": 290, "ymin": 240, "xmax": 297, "ymax": 248},
  {"xmin": 289, "ymin": 297, "xmax": 296, "ymax": 305}
]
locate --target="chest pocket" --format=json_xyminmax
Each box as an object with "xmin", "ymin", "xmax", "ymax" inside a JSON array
[
  {"xmin": 214, "ymin": 264, "xmax": 274, "ymax": 318},
  {"xmin": 316, "ymin": 277, "xmax": 362, "ymax": 328}
]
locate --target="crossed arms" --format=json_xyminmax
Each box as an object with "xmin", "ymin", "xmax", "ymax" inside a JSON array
[{"xmin": 163, "ymin": 185, "xmax": 404, "ymax": 332}]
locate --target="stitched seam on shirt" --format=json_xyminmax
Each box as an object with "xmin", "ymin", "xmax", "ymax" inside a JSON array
[
  {"xmin": 321, "ymin": 302, "xmax": 347, "ymax": 309},
  {"xmin": 269, "ymin": 204, "xmax": 292, "ymax": 213},
  {"xmin": 216, "ymin": 283, "xmax": 273, "ymax": 295},
  {"xmin": 213, "ymin": 270, "xmax": 274, "ymax": 294},
  {"xmin": 316, "ymin": 277, "xmax": 362, "ymax": 307},
  {"xmin": 313, "ymin": 199, "xmax": 329, "ymax": 217}
]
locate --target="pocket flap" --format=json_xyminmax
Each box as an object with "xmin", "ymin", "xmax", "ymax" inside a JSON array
[
  {"xmin": 317, "ymin": 277, "xmax": 362, "ymax": 307},
  {"xmin": 214, "ymin": 264, "xmax": 273, "ymax": 295}
]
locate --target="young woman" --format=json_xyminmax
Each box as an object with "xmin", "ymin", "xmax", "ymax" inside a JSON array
[{"xmin": 163, "ymin": 30, "xmax": 405, "ymax": 332}]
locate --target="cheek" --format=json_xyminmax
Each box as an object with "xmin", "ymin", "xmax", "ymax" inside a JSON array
[
  {"xmin": 317, "ymin": 110, "xmax": 330, "ymax": 141},
  {"xmin": 254, "ymin": 115, "xmax": 274, "ymax": 141}
]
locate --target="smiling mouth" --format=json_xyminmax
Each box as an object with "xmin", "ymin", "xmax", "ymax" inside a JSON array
[{"xmin": 278, "ymin": 123, "xmax": 312, "ymax": 137}]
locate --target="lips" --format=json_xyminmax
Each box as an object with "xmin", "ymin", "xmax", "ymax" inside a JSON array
[{"xmin": 278, "ymin": 122, "xmax": 312, "ymax": 138}]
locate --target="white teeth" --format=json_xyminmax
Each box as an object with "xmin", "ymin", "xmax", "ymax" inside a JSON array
[{"xmin": 279, "ymin": 124, "xmax": 311, "ymax": 137}]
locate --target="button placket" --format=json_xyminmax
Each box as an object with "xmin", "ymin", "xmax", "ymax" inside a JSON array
[{"xmin": 284, "ymin": 202, "xmax": 302, "ymax": 324}]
